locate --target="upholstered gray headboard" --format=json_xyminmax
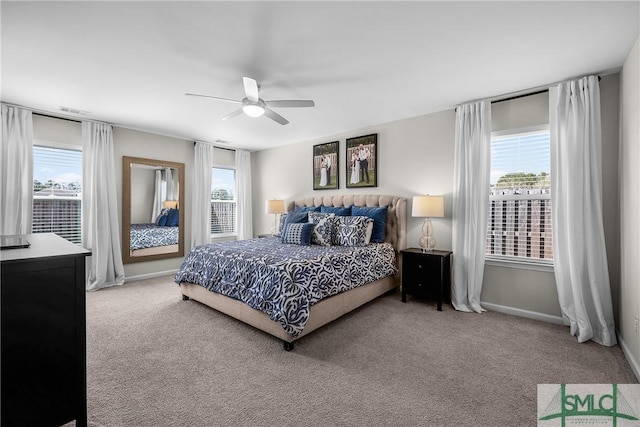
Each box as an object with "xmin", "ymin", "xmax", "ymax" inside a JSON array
[{"xmin": 286, "ymin": 194, "xmax": 407, "ymax": 251}]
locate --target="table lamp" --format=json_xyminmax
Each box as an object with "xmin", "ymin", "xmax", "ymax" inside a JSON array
[
  {"xmin": 412, "ymin": 195, "xmax": 444, "ymax": 252},
  {"xmin": 265, "ymin": 199, "xmax": 286, "ymax": 235}
]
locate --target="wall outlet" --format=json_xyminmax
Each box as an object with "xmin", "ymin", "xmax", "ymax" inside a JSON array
[{"xmin": 635, "ymin": 316, "xmax": 639, "ymax": 336}]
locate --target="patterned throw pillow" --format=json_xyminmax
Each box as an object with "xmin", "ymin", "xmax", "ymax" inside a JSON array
[
  {"xmin": 308, "ymin": 212, "xmax": 336, "ymax": 246},
  {"xmin": 281, "ymin": 222, "xmax": 314, "ymax": 246},
  {"xmin": 276, "ymin": 213, "xmax": 288, "ymax": 237},
  {"xmin": 334, "ymin": 216, "xmax": 374, "ymax": 247}
]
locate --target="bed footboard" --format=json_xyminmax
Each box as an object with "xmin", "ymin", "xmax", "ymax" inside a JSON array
[{"xmin": 180, "ymin": 274, "xmax": 399, "ymax": 349}]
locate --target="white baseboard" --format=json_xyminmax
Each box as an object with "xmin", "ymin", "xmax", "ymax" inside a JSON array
[
  {"xmin": 480, "ymin": 301, "xmax": 564, "ymax": 325},
  {"xmin": 483, "ymin": 303, "xmax": 640, "ymax": 381},
  {"xmin": 124, "ymin": 269, "xmax": 178, "ymax": 283},
  {"xmin": 617, "ymin": 333, "xmax": 640, "ymax": 382}
]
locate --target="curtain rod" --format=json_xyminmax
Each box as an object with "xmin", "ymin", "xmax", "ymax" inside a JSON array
[
  {"xmin": 2, "ymin": 102, "xmax": 83, "ymax": 123},
  {"xmin": 193, "ymin": 141, "xmax": 235, "ymax": 152},
  {"xmin": 33, "ymin": 111, "xmax": 81, "ymax": 123},
  {"xmin": 491, "ymin": 89, "xmax": 549, "ymax": 105},
  {"xmin": 5, "ymin": 102, "xmax": 237, "ymax": 150},
  {"xmin": 460, "ymin": 74, "xmax": 605, "ymax": 108}
]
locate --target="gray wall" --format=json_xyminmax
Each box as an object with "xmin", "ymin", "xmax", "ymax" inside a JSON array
[
  {"xmin": 619, "ymin": 35, "xmax": 640, "ymax": 373},
  {"xmin": 252, "ymin": 74, "xmax": 621, "ymax": 322}
]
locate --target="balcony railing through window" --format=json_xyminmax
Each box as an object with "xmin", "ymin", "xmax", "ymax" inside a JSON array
[
  {"xmin": 211, "ymin": 199, "xmax": 236, "ymax": 235},
  {"xmin": 486, "ymin": 189, "xmax": 553, "ymax": 261},
  {"xmin": 32, "ymin": 196, "xmax": 82, "ymax": 244}
]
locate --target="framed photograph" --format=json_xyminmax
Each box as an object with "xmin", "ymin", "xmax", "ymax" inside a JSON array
[
  {"xmin": 313, "ymin": 141, "xmax": 339, "ymax": 190},
  {"xmin": 346, "ymin": 133, "xmax": 377, "ymax": 188}
]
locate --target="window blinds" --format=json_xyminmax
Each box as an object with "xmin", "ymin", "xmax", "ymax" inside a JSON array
[
  {"xmin": 32, "ymin": 145, "xmax": 82, "ymax": 244},
  {"xmin": 487, "ymin": 131, "xmax": 553, "ymax": 261}
]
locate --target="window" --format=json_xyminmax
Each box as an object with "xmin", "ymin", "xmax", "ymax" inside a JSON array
[
  {"xmin": 32, "ymin": 145, "xmax": 82, "ymax": 244},
  {"xmin": 487, "ymin": 128, "xmax": 552, "ymax": 263},
  {"xmin": 211, "ymin": 167, "xmax": 236, "ymax": 236}
]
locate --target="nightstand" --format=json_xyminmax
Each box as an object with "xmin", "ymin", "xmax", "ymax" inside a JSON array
[{"xmin": 401, "ymin": 248, "xmax": 452, "ymax": 311}]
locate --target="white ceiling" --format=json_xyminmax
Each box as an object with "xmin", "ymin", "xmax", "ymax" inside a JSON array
[{"xmin": 2, "ymin": 1, "xmax": 638, "ymax": 151}]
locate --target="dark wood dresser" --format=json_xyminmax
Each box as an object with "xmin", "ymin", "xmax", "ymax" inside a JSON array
[{"xmin": 1, "ymin": 233, "xmax": 90, "ymax": 427}]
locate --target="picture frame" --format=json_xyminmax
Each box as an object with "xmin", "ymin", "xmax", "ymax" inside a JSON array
[
  {"xmin": 346, "ymin": 133, "xmax": 377, "ymax": 188},
  {"xmin": 313, "ymin": 141, "xmax": 339, "ymax": 190}
]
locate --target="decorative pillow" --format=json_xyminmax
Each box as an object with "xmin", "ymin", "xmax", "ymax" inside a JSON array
[
  {"xmin": 320, "ymin": 205, "xmax": 352, "ymax": 216},
  {"xmin": 275, "ymin": 213, "xmax": 288, "ymax": 237},
  {"xmin": 281, "ymin": 222, "xmax": 314, "ymax": 246},
  {"xmin": 308, "ymin": 212, "xmax": 336, "ymax": 246},
  {"xmin": 294, "ymin": 206, "xmax": 321, "ymax": 214},
  {"xmin": 308, "ymin": 211, "xmax": 332, "ymax": 223},
  {"xmin": 334, "ymin": 216, "xmax": 373, "ymax": 247},
  {"xmin": 166, "ymin": 208, "xmax": 179, "ymax": 226},
  {"xmin": 364, "ymin": 220, "xmax": 374, "ymax": 244},
  {"xmin": 155, "ymin": 208, "xmax": 169, "ymax": 226},
  {"xmin": 284, "ymin": 210, "xmax": 308, "ymax": 227},
  {"xmin": 352, "ymin": 206, "xmax": 388, "ymax": 243}
]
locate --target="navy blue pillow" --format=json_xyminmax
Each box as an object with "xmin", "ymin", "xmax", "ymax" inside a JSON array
[
  {"xmin": 294, "ymin": 206, "xmax": 321, "ymax": 214},
  {"xmin": 352, "ymin": 206, "xmax": 388, "ymax": 243},
  {"xmin": 166, "ymin": 208, "xmax": 179, "ymax": 226},
  {"xmin": 285, "ymin": 209, "xmax": 308, "ymax": 226},
  {"xmin": 321, "ymin": 206, "xmax": 352, "ymax": 216},
  {"xmin": 156, "ymin": 210, "xmax": 169, "ymax": 226},
  {"xmin": 281, "ymin": 222, "xmax": 314, "ymax": 245}
]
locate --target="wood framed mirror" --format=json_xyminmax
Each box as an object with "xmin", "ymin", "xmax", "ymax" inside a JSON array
[{"xmin": 122, "ymin": 156, "xmax": 185, "ymax": 264}]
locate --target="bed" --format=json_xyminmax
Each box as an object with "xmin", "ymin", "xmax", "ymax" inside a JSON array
[
  {"xmin": 176, "ymin": 194, "xmax": 406, "ymax": 350},
  {"xmin": 129, "ymin": 223, "xmax": 179, "ymax": 257}
]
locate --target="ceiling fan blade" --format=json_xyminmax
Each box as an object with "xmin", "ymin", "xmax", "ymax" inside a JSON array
[
  {"xmin": 265, "ymin": 100, "xmax": 315, "ymax": 108},
  {"xmin": 221, "ymin": 108, "xmax": 244, "ymax": 121},
  {"xmin": 243, "ymin": 77, "xmax": 260, "ymax": 102},
  {"xmin": 185, "ymin": 93, "xmax": 242, "ymax": 104},
  {"xmin": 263, "ymin": 108, "xmax": 289, "ymax": 125}
]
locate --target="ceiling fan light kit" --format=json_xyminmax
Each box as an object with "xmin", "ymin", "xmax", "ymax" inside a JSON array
[
  {"xmin": 242, "ymin": 101, "xmax": 265, "ymax": 118},
  {"xmin": 187, "ymin": 77, "xmax": 314, "ymax": 125}
]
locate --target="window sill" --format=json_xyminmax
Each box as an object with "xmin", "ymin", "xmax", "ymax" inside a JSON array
[
  {"xmin": 485, "ymin": 256, "xmax": 554, "ymax": 273},
  {"xmin": 210, "ymin": 234, "xmax": 237, "ymax": 242}
]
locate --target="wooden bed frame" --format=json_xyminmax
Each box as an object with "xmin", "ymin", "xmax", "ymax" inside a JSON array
[{"xmin": 180, "ymin": 195, "xmax": 407, "ymax": 350}]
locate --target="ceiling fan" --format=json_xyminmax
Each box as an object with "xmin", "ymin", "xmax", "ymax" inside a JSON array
[{"xmin": 186, "ymin": 77, "xmax": 315, "ymax": 125}]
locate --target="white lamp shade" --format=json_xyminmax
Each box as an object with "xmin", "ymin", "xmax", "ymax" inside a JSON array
[
  {"xmin": 412, "ymin": 195, "xmax": 444, "ymax": 218},
  {"xmin": 265, "ymin": 199, "xmax": 286, "ymax": 214}
]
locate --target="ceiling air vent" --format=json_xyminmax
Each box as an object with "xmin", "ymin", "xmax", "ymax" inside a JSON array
[{"xmin": 59, "ymin": 106, "xmax": 90, "ymax": 115}]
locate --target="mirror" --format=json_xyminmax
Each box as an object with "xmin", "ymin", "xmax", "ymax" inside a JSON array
[{"xmin": 122, "ymin": 156, "xmax": 185, "ymax": 264}]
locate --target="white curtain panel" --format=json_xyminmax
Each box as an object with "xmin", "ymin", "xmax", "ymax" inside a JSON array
[
  {"xmin": 82, "ymin": 121, "xmax": 125, "ymax": 291},
  {"xmin": 191, "ymin": 141, "xmax": 215, "ymax": 248},
  {"xmin": 235, "ymin": 149, "xmax": 253, "ymax": 240},
  {"xmin": 550, "ymin": 76, "xmax": 617, "ymax": 346},
  {"xmin": 452, "ymin": 101, "xmax": 491, "ymax": 313},
  {"xmin": 151, "ymin": 169, "xmax": 163, "ymax": 222},
  {"xmin": 166, "ymin": 167, "xmax": 179, "ymax": 201},
  {"xmin": 1, "ymin": 104, "xmax": 33, "ymax": 235}
]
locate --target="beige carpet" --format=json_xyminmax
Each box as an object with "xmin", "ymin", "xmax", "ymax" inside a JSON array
[{"xmin": 78, "ymin": 275, "xmax": 636, "ymax": 426}]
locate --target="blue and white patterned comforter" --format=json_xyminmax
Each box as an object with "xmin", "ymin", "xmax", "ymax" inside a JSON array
[
  {"xmin": 130, "ymin": 223, "xmax": 179, "ymax": 250},
  {"xmin": 174, "ymin": 237, "xmax": 397, "ymax": 337}
]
